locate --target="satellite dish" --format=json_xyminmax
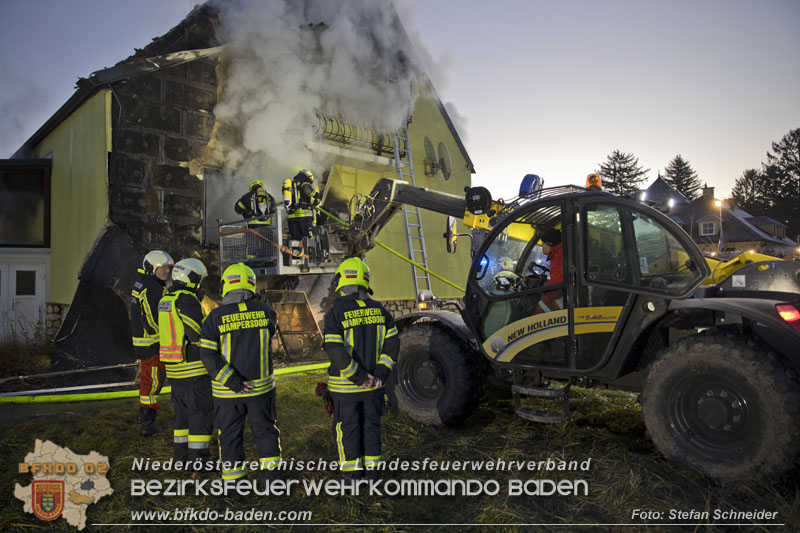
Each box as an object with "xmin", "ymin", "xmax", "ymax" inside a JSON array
[
  {"xmin": 438, "ymin": 142, "xmax": 452, "ymax": 180},
  {"xmin": 423, "ymin": 137, "xmax": 437, "ymax": 176}
]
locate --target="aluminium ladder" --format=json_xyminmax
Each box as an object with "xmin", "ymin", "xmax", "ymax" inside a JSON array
[{"xmin": 391, "ymin": 120, "xmax": 432, "ymax": 294}]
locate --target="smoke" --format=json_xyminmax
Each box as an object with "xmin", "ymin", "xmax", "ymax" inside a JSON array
[
  {"xmin": 204, "ymin": 0, "xmax": 423, "ymax": 226},
  {"xmin": 0, "ymin": 73, "xmax": 46, "ymax": 158}
]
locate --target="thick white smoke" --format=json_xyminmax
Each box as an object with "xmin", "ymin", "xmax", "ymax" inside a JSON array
[{"xmin": 206, "ymin": 0, "xmax": 424, "ymax": 227}]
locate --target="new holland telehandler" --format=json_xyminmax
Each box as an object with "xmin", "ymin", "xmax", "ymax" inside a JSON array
[{"xmin": 337, "ymin": 175, "xmax": 800, "ymax": 482}]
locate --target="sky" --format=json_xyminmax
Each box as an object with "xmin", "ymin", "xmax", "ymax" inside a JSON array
[{"xmin": 1, "ymin": 0, "xmax": 798, "ymax": 201}]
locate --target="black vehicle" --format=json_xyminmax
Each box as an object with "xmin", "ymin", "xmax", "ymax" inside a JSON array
[{"xmin": 349, "ymin": 179, "xmax": 800, "ymax": 482}]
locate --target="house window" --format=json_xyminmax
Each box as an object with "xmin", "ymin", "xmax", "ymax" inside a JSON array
[
  {"xmin": 0, "ymin": 161, "xmax": 51, "ymax": 247},
  {"xmin": 699, "ymin": 222, "xmax": 716, "ymax": 236}
]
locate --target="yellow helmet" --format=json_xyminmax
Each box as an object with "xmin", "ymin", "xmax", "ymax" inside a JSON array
[
  {"xmin": 143, "ymin": 250, "xmax": 174, "ymax": 275},
  {"xmin": 171, "ymin": 258, "xmax": 208, "ymax": 289},
  {"xmin": 221, "ymin": 262, "xmax": 257, "ymax": 297},
  {"xmin": 250, "ymin": 179, "xmax": 264, "ymax": 190},
  {"xmin": 334, "ymin": 257, "xmax": 370, "ymax": 292}
]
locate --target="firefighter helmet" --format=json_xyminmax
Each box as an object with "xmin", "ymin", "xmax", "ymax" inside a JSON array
[
  {"xmin": 250, "ymin": 179, "xmax": 264, "ymax": 190},
  {"xmin": 143, "ymin": 250, "xmax": 174, "ymax": 275},
  {"xmin": 221, "ymin": 262, "xmax": 257, "ymax": 297},
  {"xmin": 298, "ymin": 169, "xmax": 313, "ymax": 182},
  {"xmin": 171, "ymin": 258, "xmax": 208, "ymax": 289},
  {"xmin": 334, "ymin": 257, "xmax": 370, "ymax": 292}
]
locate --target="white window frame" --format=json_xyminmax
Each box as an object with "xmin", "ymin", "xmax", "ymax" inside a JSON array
[{"xmin": 699, "ymin": 221, "xmax": 716, "ymax": 236}]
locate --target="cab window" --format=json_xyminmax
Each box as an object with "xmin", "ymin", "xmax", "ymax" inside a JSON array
[{"xmin": 584, "ymin": 204, "xmax": 702, "ymax": 295}]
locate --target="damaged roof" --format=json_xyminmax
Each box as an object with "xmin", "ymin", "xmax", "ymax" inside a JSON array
[{"xmin": 12, "ymin": 2, "xmax": 474, "ymax": 172}]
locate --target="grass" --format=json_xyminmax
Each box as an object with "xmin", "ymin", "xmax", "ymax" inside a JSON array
[
  {"xmin": 0, "ymin": 338, "xmax": 51, "ymax": 392},
  {"xmin": 1, "ymin": 371, "xmax": 798, "ymax": 532}
]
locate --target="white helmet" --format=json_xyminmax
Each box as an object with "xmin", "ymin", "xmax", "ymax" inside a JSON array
[
  {"xmin": 171, "ymin": 258, "xmax": 208, "ymax": 289},
  {"xmin": 143, "ymin": 250, "xmax": 174, "ymax": 275}
]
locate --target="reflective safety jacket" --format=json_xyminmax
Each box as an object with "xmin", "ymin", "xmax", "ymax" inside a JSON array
[
  {"xmin": 235, "ymin": 187, "xmax": 275, "ymax": 221},
  {"xmin": 130, "ymin": 269, "xmax": 165, "ymax": 359},
  {"xmin": 282, "ymin": 173, "xmax": 320, "ymax": 220},
  {"xmin": 158, "ymin": 289, "xmax": 208, "ymax": 380},
  {"xmin": 198, "ymin": 299, "xmax": 278, "ymax": 399},
  {"xmin": 323, "ymin": 294, "xmax": 399, "ymax": 394}
]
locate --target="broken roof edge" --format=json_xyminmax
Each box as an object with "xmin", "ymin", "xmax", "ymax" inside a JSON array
[{"xmin": 11, "ymin": 46, "xmax": 225, "ymax": 159}]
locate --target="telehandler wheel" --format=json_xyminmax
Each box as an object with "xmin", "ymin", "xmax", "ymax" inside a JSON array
[
  {"xmin": 386, "ymin": 322, "xmax": 479, "ymax": 427},
  {"xmin": 642, "ymin": 334, "xmax": 800, "ymax": 481}
]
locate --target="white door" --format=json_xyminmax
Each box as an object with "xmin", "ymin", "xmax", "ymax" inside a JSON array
[
  {"xmin": 0, "ymin": 264, "xmax": 8, "ymax": 341},
  {"xmin": 6, "ymin": 264, "xmax": 45, "ymax": 342}
]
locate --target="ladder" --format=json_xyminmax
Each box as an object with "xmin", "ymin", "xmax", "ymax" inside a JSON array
[{"xmin": 391, "ymin": 120, "xmax": 432, "ymax": 294}]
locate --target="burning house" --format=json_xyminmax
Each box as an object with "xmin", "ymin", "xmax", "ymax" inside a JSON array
[{"xmin": 0, "ymin": 0, "xmax": 474, "ymax": 372}]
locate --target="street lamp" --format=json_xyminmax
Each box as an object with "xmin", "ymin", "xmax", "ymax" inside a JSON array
[{"xmin": 714, "ymin": 200, "xmax": 723, "ymax": 253}]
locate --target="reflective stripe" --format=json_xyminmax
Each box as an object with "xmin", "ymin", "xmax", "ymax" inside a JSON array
[
  {"xmin": 189, "ymin": 434, "xmax": 212, "ymax": 443},
  {"xmin": 364, "ymin": 455, "xmax": 381, "ymax": 468},
  {"xmin": 222, "ymin": 467, "xmax": 246, "ymax": 480},
  {"xmin": 386, "ymin": 326, "xmax": 398, "ymax": 338},
  {"xmin": 212, "ymin": 375, "xmax": 275, "ymax": 398},
  {"xmin": 328, "ymin": 376, "xmax": 382, "ymax": 393},
  {"xmin": 375, "ymin": 325, "xmax": 385, "ymax": 365},
  {"xmin": 215, "ymin": 364, "xmax": 234, "ymax": 385},
  {"xmin": 180, "ymin": 313, "xmax": 201, "ymax": 335},
  {"xmin": 198, "ymin": 338, "xmax": 218, "ymax": 350},
  {"xmin": 335, "ymin": 422, "xmax": 346, "ymax": 467},
  {"xmin": 165, "ymin": 360, "xmax": 208, "ymax": 379},
  {"xmin": 142, "ymin": 289, "xmax": 159, "ymax": 332},
  {"xmin": 260, "ymin": 457, "xmax": 281, "ymax": 470},
  {"xmin": 133, "ymin": 336, "xmax": 158, "ymax": 347},
  {"xmin": 188, "ymin": 441, "xmax": 210, "ymax": 449},
  {"xmin": 340, "ymin": 359, "xmax": 358, "ymax": 379},
  {"xmin": 378, "ymin": 354, "xmax": 395, "ymax": 370},
  {"xmin": 260, "ymin": 326, "xmax": 270, "ymax": 379},
  {"xmin": 340, "ymin": 458, "xmax": 362, "ymax": 472},
  {"xmin": 222, "ymin": 334, "xmax": 231, "ymax": 363},
  {"xmin": 324, "ymin": 334, "xmax": 343, "ymax": 344},
  {"xmin": 173, "ymin": 428, "xmax": 189, "ymax": 443}
]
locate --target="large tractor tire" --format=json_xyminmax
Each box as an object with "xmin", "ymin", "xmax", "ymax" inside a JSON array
[
  {"xmin": 641, "ymin": 333, "xmax": 800, "ymax": 481},
  {"xmin": 387, "ymin": 322, "xmax": 480, "ymax": 427}
]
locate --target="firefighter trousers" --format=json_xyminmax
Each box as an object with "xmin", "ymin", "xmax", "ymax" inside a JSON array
[
  {"xmin": 170, "ymin": 376, "xmax": 214, "ymax": 464},
  {"xmin": 331, "ymin": 390, "xmax": 384, "ymax": 473},
  {"xmin": 215, "ymin": 391, "xmax": 281, "ymax": 481},
  {"xmin": 139, "ymin": 353, "xmax": 165, "ymax": 409},
  {"xmin": 288, "ymin": 215, "xmax": 313, "ymax": 240}
]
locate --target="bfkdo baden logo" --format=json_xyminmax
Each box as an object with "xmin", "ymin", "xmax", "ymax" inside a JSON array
[
  {"xmin": 15, "ymin": 440, "xmax": 113, "ymax": 530},
  {"xmin": 32, "ymin": 480, "xmax": 66, "ymax": 521}
]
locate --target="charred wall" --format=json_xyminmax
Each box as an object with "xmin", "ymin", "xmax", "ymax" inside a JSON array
[{"xmin": 108, "ymin": 57, "xmax": 222, "ymax": 277}]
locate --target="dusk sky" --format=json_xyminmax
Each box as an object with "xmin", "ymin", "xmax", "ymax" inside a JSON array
[{"xmin": 1, "ymin": 0, "xmax": 798, "ymax": 200}]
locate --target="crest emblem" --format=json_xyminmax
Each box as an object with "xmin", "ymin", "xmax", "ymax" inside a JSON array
[{"xmin": 32, "ymin": 480, "xmax": 65, "ymax": 521}]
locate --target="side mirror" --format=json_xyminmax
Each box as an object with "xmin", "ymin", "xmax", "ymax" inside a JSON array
[{"xmin": 444, "ymin": 216, "xmax": 458, "ymax": 254}]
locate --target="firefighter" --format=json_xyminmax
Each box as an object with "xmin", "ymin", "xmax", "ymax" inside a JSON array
[
  {"xmin": 282, "ymin": 169, "xmax": 320, "ymax": 240},
  {"xmin": 130, "ymin": 250, "xmax": 174, "ymax": 436},
  {"xmin": 234, "ymin": 180, "xmax": 276, "ymax": 223},
  {"xmin": 158, "ymin": 257, "xmax": 214, "ymax": 467},
  {"xmin": 198, "ymin": 263, "xmax": 281, "ymax": 498},
  {"xmin": 322, "ymin": 257, "xmax": 399, "ymax": 479}
]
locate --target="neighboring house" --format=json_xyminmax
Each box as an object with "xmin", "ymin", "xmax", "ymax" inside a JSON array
[
  {"xmin": 656, "ymin": 185, "xmax": 799, "ymax": 258},
  {"xmin": 637, "ymin": 177, "xmax": 690, "ymax": 216},
  {"xmin": 0, "ymin": 3, "xmax": 474, "ymax": 360}
]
